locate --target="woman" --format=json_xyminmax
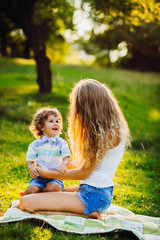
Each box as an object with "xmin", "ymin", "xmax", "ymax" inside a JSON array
[{"xmin": 19, "ymin": 79, "xmax": 130, "ymax": 219}]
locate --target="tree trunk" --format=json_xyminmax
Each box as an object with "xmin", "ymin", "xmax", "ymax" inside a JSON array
[
  {"xmin": 0, "ymin": 32, "xmax": 8, "ymax": 56},
  {"xmin": 35, "ymin": 53, "xmax": 52, "ymax": 93},
  {"xmin": 23, "ymin": 39, "xmax": 30, "ymax": 59},
  {"xmin": 23, "ymin": 19, "xmax": 52, "ymax": 94}
]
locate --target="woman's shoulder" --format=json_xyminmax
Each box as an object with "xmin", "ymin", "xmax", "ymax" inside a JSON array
[
  {"xmin": 108, "ymin": 137, "xmax": 126, "ymax": 154},
  {"xmin": 107, "ymin": 126, "xmax": 121, "ymax": 148}
]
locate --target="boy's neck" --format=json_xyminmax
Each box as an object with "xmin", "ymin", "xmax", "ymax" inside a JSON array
[{"xmin": 43, "ymin": 134, "xmax": 57, "ymax": 138}]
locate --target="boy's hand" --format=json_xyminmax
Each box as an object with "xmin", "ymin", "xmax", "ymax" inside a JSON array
[
  {"xmin": 29, "ymin": 166, "xmax": 38, "ymax": 179},
  {"xmin": 57, "ymin": 162, "xmax": 67, "ymax": 174}
]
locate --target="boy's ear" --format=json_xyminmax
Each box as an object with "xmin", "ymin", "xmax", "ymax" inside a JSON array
[{"xmin": 38, "ymin": 124, "xmax": 43, "ymax": 131}]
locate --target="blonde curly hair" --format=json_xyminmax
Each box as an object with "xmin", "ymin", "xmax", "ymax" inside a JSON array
[
  {"xmin": 68, "ymin": 79, "xmax": 130, "ymax": 168},
  {"xmin": 29, "ymin": 107, "xmax": 62, "ymax": 138}
]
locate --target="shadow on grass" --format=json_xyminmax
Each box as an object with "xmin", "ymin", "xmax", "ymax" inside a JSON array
[
  {"xmin": 0, "ymin": 219, "xmax": 139, "ymax": 240},
  {"xmin": 132, "ymin": 137, "xmax": 160, "ymax": 152},
  {"xmin": 0, "ymin": 88, "xmax": 69, "ymax": 124}
]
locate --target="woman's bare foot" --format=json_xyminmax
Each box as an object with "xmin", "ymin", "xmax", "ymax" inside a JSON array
[
  {"xmin": 105, "ymin": 211, "xmax": 115, "ymax": 215},
  {"xmin": 89, "ymin": 211, "xmax": 100, "ymax": 219}
]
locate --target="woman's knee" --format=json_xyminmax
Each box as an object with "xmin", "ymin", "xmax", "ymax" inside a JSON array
[
  {"xmin": 20, "ymin": 197, "xmax": 27, "ymax": 211},
  {"xmin": 20, "ymin": 196, "xmax": 34, "ymax": 213}
]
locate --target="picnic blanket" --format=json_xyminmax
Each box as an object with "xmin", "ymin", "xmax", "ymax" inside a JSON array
[{"xmin": 0, "ymin": 201, "xmax": 160, "ymax": 240}]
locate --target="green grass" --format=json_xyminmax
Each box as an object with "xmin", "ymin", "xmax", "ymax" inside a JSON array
[{"xmin": 0, "ymin": 57, "xmax": 160, "ymax": 239}]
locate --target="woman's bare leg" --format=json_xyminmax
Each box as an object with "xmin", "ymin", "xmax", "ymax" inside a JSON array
[
  {"xmin": 20, "ymin": 192, "xmax": 84, "ymax": 215},
  {"xmin": 36, "ymin": 211, "xmax": 100, "ymax": 219},
  {"xmin": 35, "ymin": 211, "xmax": 91, "ymax": 218},
  {"xmin": 63, "ymin": 186, "xmax": 99, "ymax": 218}
]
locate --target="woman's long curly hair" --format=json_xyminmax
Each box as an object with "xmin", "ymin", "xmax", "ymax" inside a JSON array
[
  {"xmin": 29, "ymin": 107, "xmax": 62, "ymax": 138},
  {"xmin": 68, "ymin": 79, "xmax": 130, "ymax": 168}
]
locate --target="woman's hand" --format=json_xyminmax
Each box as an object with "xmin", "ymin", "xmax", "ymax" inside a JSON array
[{"xmin": 37, "ymin": 165, "xmax": 49, "ymax": 178}]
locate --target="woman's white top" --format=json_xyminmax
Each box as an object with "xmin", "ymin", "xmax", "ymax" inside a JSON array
[{"xmin": 80, "ymin": 139, "xmax": 125, "ymax": 188}]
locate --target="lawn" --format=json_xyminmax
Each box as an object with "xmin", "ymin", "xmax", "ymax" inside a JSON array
[{"xmin": 0, "ymin": 58, "xmax": 160, "ymax": 239}]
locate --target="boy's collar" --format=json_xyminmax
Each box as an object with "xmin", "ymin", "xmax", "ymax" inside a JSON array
[{"xmin": 42, "ymin": 135, "xmax": 56, "ymax": 142}]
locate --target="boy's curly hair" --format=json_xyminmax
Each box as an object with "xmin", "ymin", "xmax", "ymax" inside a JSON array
[{"xmin": 29, "ymin": 107, "xmax": 62, "ymax": 138}]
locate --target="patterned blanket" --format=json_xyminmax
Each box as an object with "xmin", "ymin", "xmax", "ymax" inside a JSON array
[{"xmin": 0, "ymin": 201, "xmax": 160, "ymax": 240}]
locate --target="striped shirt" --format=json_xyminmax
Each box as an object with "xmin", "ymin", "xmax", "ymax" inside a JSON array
[{"xmin": 26, "ymin": 135, "xmax": 70, "ymax": 170}]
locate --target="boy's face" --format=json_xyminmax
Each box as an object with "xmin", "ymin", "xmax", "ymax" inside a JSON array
[{"xmin": 42, "ymin": 114, "xmax": 61, "ymax": 138}]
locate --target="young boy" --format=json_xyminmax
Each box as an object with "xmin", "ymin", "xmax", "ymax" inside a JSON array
[{"xmin": 20, "ymin": 107, "xmax": 70, "ymax": 196}]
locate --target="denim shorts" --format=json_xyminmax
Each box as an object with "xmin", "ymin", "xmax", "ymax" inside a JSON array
[
  {"xmin": 76, "ymin": 184, "xmax": 113, "ymax": 215},
  {"xmin": 28, "ymin": 176, "xmax": 64, "ymax": 191}
]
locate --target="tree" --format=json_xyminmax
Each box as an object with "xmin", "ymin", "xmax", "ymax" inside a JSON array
[
  {"xmin": 0, "ymin": 0, "xmax": 73, "ymax": 93},
  {"xmin": 80, "ymin": 0, "xmax": 160, "ymax": 71},
  {"xmin": 0, "ymin": 12, "xmax": 13, "ymax": 56}
]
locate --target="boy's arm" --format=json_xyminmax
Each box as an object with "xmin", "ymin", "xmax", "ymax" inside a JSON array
[
  {"xmin": 62, "ymin": 156, "xmax": 70, "ymax": 166},
  {"xmin": 27, "ymin": 161, "xmax": 38, "ymax": 179},
  {"xmin": 26, "ymin": 141, "xmax": 39, "ymax": 179}
]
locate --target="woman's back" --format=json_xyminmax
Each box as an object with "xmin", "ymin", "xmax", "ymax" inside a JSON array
[{"xmin": 81, "ymin": 139, "xmax": 126, "ymax": 188}]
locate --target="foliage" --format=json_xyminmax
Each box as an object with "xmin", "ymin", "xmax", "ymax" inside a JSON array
[
  {"xmin": 0, "ymin": 0, "xmax": 74, "ymax": 93},
  {"xmin": 0, "ymin": 0, "xmax": 73, "ymax": 58},
  {"xmin": 0, "ymin": 58, "xmax": 160, "ymax": 239},
  {"xmin": 80, "ymin": 0, "xmax": 160, "ymax": 71},
  {"xmin": 86, "ymin": 0, "xmax": 160, "ymax": 25}
]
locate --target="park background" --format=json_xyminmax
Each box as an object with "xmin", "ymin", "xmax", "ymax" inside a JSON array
[{"xmin": 0, "ymin": 0, "xmax": 160, "ymax": 239}]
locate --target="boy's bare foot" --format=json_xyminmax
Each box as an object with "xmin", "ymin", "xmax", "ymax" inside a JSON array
[{"xmin": 20, "ymin": 191, "xmax": 24, "ymax": 197}]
